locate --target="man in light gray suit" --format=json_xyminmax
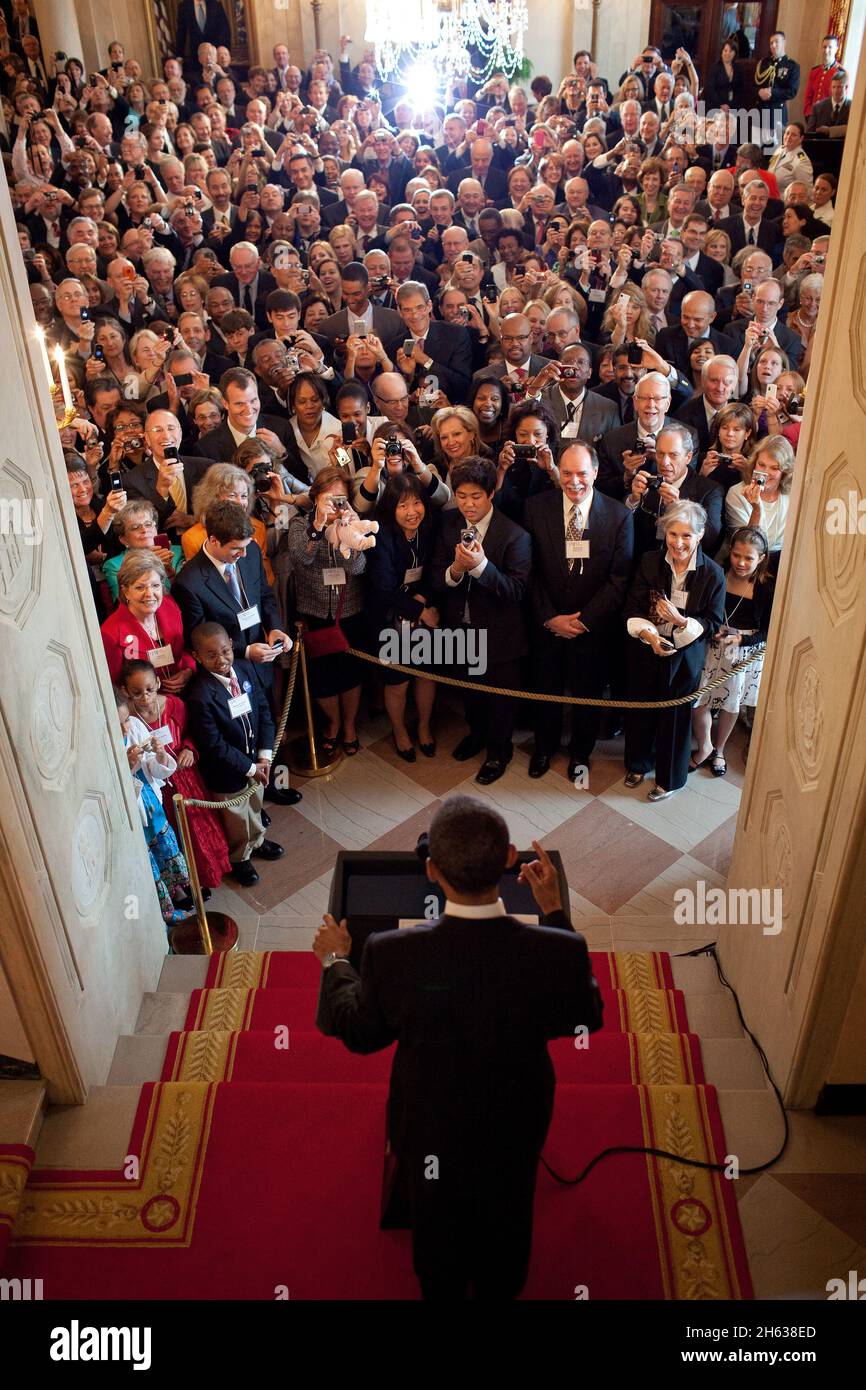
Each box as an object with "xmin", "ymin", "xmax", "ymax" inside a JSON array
[{"xmin": 537, "ymin": 345, "xmax": 619, "ymax": 446}]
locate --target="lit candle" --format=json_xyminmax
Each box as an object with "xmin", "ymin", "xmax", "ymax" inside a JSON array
[
  {"xmin": 54, "ymin": 345, "xmax": 73, "ymax": 413},
  {"xmin": 35, "ymin": 327, "xmax": 54, "ymax": 391}
]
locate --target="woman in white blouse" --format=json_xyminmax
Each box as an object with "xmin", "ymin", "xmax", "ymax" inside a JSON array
[
  {"xmin": 288, "ymin": 371, "xmax": 342, "ymax": 479},
  {"xmin": 725, "ymin": 435, "xmax": 795, "ymax": 555}
]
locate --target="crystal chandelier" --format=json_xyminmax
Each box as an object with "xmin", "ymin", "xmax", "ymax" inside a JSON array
[{"xmin": 364, "ymin": 0, "xmax": 528, "ymax": 83}]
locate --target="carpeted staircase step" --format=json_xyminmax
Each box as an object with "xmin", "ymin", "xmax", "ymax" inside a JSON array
[
  {"xmin": 7, "ymin": 1079, "xmax": 753, "ymax": 1300},
  {"xmin": 179, "ymin": 983, "xmax": 691, "ymax": 1034}
]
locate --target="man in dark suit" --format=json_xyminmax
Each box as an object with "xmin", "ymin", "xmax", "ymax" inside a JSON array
[
  {"xmin": 429, "ymin": 459, "xmax": 532, "ymax": 785},
  {"xmin": 678, "ymin": 214, "xmax": 725, "ymax": 296},
  {"xmin": 471, "ymin": 313, "xmax": 550, "ymax": 396},
  {"xmin": 596, "ymin": 372, "xmax": 675, "ymax": 500},
  {"xmin": 175, "ymin": 0, "xmax": 231, "ymax": 67},
  {"xmin": 524, "ymin": 443, "xmax": 634, "ymax": 778},
  {"xmin": 317, "ymin": 262, "xmax": 405, "ymax": 359},
  {"xmin": 806, "ymin": 73, "xmax": 851, "ymax": 136},
  {"xmin": 723, "ymin": 278, "xmax": 804, "ymax": 369},
  {"xmin": 193, "ymin": 366, "xmax": 302, "ymax": 466},
  {"xmin": 717, "ymin": 179, "xmax": 782, "ymax": 257},
  {"xmin": 393, "ymin": 280, "xmax": 473, "ymax": 405},
  {"xmin": 123, "ymin": 410, "xmax": 213, "ymax": 538},
  {"xmin": 320, "ymin": 167, "xmax": 366, "ymax": 229},
  {"xmin": 537, "ymin": 346, "xmax": 619, "ymax": 444},
  {"xmin": 313, "ymin": 794, "xmax": 604, "ymax": 1300},
  {"xmin": 673, "ymin": 354, "xmax": 740, "ymax": 455},
  {"xmin": 446, "ymin": 140, "xmax": 509, "ymax": 206},
  {"xmin": 213, "ymin": 243, "xmax": 278, "ymax": 331},
  {"xmin": 655, "ymin": 291, "xmax": 739, "ymax": 377},
  {"xmin": 623, "ymin": 422, "xmax": 724, "ymax": 557},
  {"xmin": 352, "ymin": 131, "xmax": 414, "ymax": 204}
]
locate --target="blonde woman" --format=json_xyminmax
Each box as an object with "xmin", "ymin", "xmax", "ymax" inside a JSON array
[
  {"xmin": 704, "ymin": 229, "xmax": 736, "ymax": 286},
  {"xmin": 179, "ymin": 462, "xmax": 280, "ymax": 607},
  {"xmin": 328, "ymin": 223, "xmax": 360, "ymax": 269},
  {"xmin": 430, "ymin": 405, "xmax": 486, "ymax": 479},
  {"xmin": 524, "ymin": 298, "xmax": 551, "ymax": 356},
  {"xmin": 128, "ymin": 328, "xmax": 173, "ymax": 401},
  {"xmin": 601, "ymin": 282, "xmax": 654, "ymax": 347},
  {"xmin": 725, "ymin": 435, "xmax": 795, "ymax": 554}
]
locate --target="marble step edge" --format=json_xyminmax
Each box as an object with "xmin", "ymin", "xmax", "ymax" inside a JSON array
[
  {"xmin": 107, "ymin": 1031, "xmax": 769, "ymax": 1092},
  {"xmin": 0, "ymin": 1078, "xmax": 47, "ymax": 1150}
]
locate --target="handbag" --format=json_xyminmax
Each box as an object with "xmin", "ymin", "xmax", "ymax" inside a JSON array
[{"xmin": 303, "ymin": 586, "xmax": 349, "ymax": 658}]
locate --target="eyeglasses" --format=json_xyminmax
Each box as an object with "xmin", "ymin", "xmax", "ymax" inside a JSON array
[
  {"xmin": 375, "ymin": 396, "xmax": 408, "ymax": 406},
  {"xmin": 636, "ymin": 396, "xmax": 669, "ymax": 405},
  {"xmin": 501, "ymin": 334, "xmax": 531, "ymax": 344}
]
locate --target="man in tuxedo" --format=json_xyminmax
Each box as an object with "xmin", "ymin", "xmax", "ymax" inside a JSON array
[
  {"xmin": 597, "ymin": 371, "xmax": 675, "ymax": 499},
  {"xmin": 393, "ymin": 281, "xmax": 473, "ymax": 405},
  {"xmin": 623, "ymin": 422, "xmax": 723, "ymax": 556},
  {"xmin": 471, "ymin": 314, "xmax": 550, "ymax": 395},
  {"xmin": 213, "ymin": 242, "xmax": 277, "ymax": 330},
  {"xmin": 194, "ymin": 367, "xmax": 300, "ymax": 465},
  {"xmin": 123, "ymin": 411, "xmax": 213, "ymax": 539},
  {"xmin": 313, "ymin": 795, "xmax": 603, "ymax": 1300},
  {"xmin": 674, "ymin": 354, "xmax": 740, "ymax": 455},
  {"xmin": 723, "ymin": 277, "xmax": 804, "ymax": 369},
  {"xmin": 176, "ymin": 0, "xmax": 231, "ymax": 68},
  {"xmin": 429, "ymin": 459, "xmax": 532, "ymax": 785},
  {"xmin": 717, "ymin": 180, "xmax": 782, "ymax": 256},
  {"xmin": 537, "ymin": 346, "xmax": 619, "ymax": 443},
  {"xmin": 524, "ymin": 443, "xmax": 634, "ymax": 778},
  {"xmin": 317, "ymin": 262, "xmax": 404, "ymax": 358},
  {"xmin": 806, "ymin": 72, "xmax": 851, "ymax": 136},
  {"xmin": 655, "ymin": 291, "xmax": 738, "ymax": 376}
]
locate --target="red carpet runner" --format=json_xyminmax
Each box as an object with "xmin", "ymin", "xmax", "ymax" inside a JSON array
[{"xmin": 5, "ymin": 950, "xmax": 753, "ymax": 1299}]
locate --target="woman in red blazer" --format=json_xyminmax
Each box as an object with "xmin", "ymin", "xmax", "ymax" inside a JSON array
[{"xmin": 101, "ymin": 551, "xmax": 195, "ymax": 692}]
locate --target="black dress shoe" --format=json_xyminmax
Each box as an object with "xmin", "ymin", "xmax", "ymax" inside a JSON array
[
  {"xmin": 394, "ymin": 740, "xmax": 416, "ymax": 762},
  {"xmin": 452, "ymin": 734, "xmax": 485, "ymax": 762},
  {"xmin": 263, "ymin": 786, "xmax": 302, "ymax": 806},
  {"xmin": 230, "ymin": 861, "xmax": 259, "ymax": 887},
  {"xmin": 475, "ymin": 749, "xmax": 513, "ymax": 785},
  {"xmin": 528, "ymin": 752, "xmax": 551, "ymax": 779},
  {"xmin": 261, "ymin": 809, "xmax": 272, "ymax": 828},
  {"xmin": 251, "ymin": 839, "xmax": 285, "ymax": 861}
]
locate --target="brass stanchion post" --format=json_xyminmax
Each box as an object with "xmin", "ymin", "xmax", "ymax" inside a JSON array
[
  {"xmin": 286, "ymin": 624, "xmax": 343, "ymax": 777},
  {"xmin": 169, "ymin": 793, "xmax": 239, "ymax": 956}
]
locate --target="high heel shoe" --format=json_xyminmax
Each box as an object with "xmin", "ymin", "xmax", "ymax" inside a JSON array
[
  {"xmin": 394, "ymin": 737, "xmax": 416, "ymax": 762},
  {"xmin": 418, "ymin": 740, "xmax": 437, "ymax": 758}
]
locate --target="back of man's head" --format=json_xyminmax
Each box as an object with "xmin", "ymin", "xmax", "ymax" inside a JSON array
[{"xmin": 428, "ymin": 795, "xmax": 510, "ymax": 895}]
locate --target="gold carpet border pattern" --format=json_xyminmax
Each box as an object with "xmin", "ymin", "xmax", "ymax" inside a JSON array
[
  {"xmin": 13, "ymin": 1084, "xmax": 215, "ymax": 1248},
  {"xmin": 640, "ymin": 1084, "xmax": 747, "ymax": 1301},
  {"xmin": 0, "ymin": 1152, "xmax": 32, "ymax": 1241}
]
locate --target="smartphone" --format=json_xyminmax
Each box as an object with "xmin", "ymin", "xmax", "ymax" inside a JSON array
[
  {"xmin": 341, "ymin": 421, "xmax": 356, "ymax": 445},
  {"xmin": 154, "ymin": 533, "xmax": 170, "ymax": 549},
  {"xmin": 403, "ymin": 337, "xmax": 415, "ymax": 355},
  {"xmin": 109, "ymin": 471, "xmax": 124, "ymax": 492},
  {"xmin": 79, "ymin": 307, "xmax": 90, "ymax": 322},
  {"xmin": 163, "ymin": 446, "xmax": 180, "ymax": 463},
  {"xmin": 627, "ymin": 342, "xmax": 643, "ymax": 365},
  {"xmin": 356, "ymin": 323, "xmax": 368, "ymax": 338},
  {"xmin": 460, "ymin": 252, "xmax": 474, "ymax": 263},
  {"xmin": 765, "ymin": 383, "xmax": 778, "ymax": 402},
  {"xmin": 174, "ymin": 372, "xmax": 194, "ymax": 387}
]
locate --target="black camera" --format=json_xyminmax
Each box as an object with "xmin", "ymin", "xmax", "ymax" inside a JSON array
[
  {"xmin": 92, "ymin": 344, "xmax": 105, "ymax": 362},
  {"xmin": 717, "ymin": 453, "xmax": 734, "ymax": 467},
  {"xmin": 22, "ymin": 248, "xmax": 36, "ymax": 264},
  {"xmin": 74, "ymin": 135, "xmax": 88, "ymax": 148},
  {"xmin": 460, "ymin": 252, "xmax": 474, "ymax": 263},
  {"xmin": 79, "ymin": 307, "xmax": 90, "ymax": 321},
  {"xmin": 142, "ymin": 217, "xmax": 153, "ymax": 230},
  {"xmin": 135, "ymin": 165, "xmax": 145, "ymax": 178},
  {"xmin": 370, "ymin": 275, "xmax": 389, "ymax": 289},
  {"xmin": 251, "ymin": 461, "xmax": 275, "ymax": 493},
  {"xmin": 513, "ymin": 444, "xmax": 537, "ymax": 461},
  {"xmin": 385, "ymin": 436, "xmax": 403, "ymax": 459},
  {"xmin": 560, "ymin": 366, "xmax": 581, "ymax": 379},
  {"xmin": 644, "ymin": 475, "xmax": 663, "ymax": 491},
  {"xmin": 341, "ymin": 422, "xmax": 356, "ymax": 445}
]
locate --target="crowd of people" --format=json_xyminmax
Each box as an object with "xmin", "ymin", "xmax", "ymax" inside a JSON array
[{"xmin": 4, "ymin": 7, "xmax": 848, "ymax": 920}]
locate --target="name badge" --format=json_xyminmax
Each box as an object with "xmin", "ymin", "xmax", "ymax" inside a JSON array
[
  {"xmin": 237, "ymin": 604, "xmax": 260, "ymax": 631},
  {"xmin": 228, "ymin": 692, "xmax": 252, "ymax": 718},
  {"xmin": 148, "ymin": 644, "xmax": 174, "ymax": 668},
  {"xmin": 322, "ymin": 567, "xmax": 346, "ymax": 586},
  {"xmin": 566, "ymin": 539, "xmax": 590, "ymax": 560},
  {"xmin": 671, "ymin": 588, "xmax": 688, "ymax": 608},
  {"xmin": 403, "ymin": 566, "xmax": 423, "ymax": 584},
  {"xmin": 150, "ymin": 724, "xmax": 173, "ymax": 746},
  {"xmin": 588, "ymin": 288, "xmax": 607, "ymax": 303}
]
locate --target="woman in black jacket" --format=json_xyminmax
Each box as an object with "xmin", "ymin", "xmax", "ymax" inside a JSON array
[
  {"xmin": 703, "ymin": 40, "xmax": 751, "ymax": 111},
  {"xmin": 623, "ymin": 499, "xmax": 726, "ymax": 801},
  {"xmin": 690, "ymin": 526, "xmax": 774, "ymax": 777},
  {"xmin": 366, "ymin": 475, "xmax": 440, "ymax": 761}
]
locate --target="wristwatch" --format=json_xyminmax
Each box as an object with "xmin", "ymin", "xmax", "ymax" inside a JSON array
[{"xmin": 322, "ymin": 952, "xmax": 349, "ymax": 969}]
